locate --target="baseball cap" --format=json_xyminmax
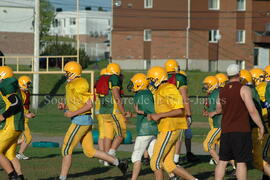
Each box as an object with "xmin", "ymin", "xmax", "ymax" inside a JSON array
[{"xmin": 227, "ymin": 64, "xmax": 240, "ymax": 76}]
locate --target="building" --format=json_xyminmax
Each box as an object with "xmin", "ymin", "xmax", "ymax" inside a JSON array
[
  {"xmin": 0, "ymin": 0, "xmax": 34, "ymax": 58},
  {"xmin": 49, "ymin": 10, "xmax": 112, "ymax": 59},
  {"xmin": 111, "ymin": 0, "xmax": 270, "ymax": 71}
]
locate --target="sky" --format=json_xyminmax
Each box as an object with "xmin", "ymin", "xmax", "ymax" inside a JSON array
[{"xmin": 49, "ymin": 0, "xmax": 111, "ymax": 11}]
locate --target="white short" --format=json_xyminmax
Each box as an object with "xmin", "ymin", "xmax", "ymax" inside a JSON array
[{"xmin": 131, "ymin": 135, "xmax": 156, "ymax": 163}]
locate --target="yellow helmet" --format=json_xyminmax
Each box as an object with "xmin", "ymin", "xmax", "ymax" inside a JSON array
[
  {"xmin": 239, "ymin": 70, "xmax": 252, "ymax": 85},
  {"xmin": 215, "ymin": 73, "xmax": 228, "ymax": 88},
  {"xmin": 100, "ymin": 68, "xmax": 107, "ymax": 75},
  {"xmin": 179, "ymin": 70, "xmax": 187, "ymax": 77},
  {"xmin": 107, "ymin": 63, "xmax": 121, "ymax": 75},
  {"xmin": 0, "ymin": 66, "xmax": 13, "ymax": 80},
  {"xmin": 147, "ymin": 66, "xmax": 168, "ymax": 88},
  {"xmin": 128, "ymin": 73, "xmax": 149, "ymax": 92},
  {"xmin": 165, "ymin": 59, "xmax": 179, "ymax": 73},
  {"xmin": 250, "ymin": 68, "xmax": 265, "ymax": 86},
  {"xmin": 264, "ymin": 65, "xmax": 270, "ymax": 82},
  {"xmin": 203, "ymin": 76, "xmax": 218, "ymax": 92},
  {"xmin": 64, "ymin": 61, "xmax": 82, "ymax": 81},
  {"xmin": 18, "ymin": 76, "xmax": 32, "ymax": 90}
]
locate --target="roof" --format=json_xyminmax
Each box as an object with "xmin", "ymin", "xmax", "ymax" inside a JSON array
[{"xmin": 0, "ymin": 0, "xmax": 34, "ymax": 8}]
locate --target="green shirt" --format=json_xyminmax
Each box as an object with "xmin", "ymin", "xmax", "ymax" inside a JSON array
[
  {"xmin": 207, "ymin": 88, "xmax": 222, "ymax": 128},
  {"xmin": 249, "ymin": 85, "xmax": 264, "ymax": 128},
  {"xmin": 168, "ymin": 73, "xmax": 187, "ymax": 89},
  {"xmin": 0, "ymin": 77, "xmax": 24, "ymax": 131},
  {"xmin": 134, "ymin": 90, "xmax": 158, "ymax": 136},
  {"xmin": 99, "ymin": 75, "xmax": 122, "ymax": 114}
]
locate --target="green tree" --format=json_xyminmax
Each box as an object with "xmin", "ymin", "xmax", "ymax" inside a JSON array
[
  {"xmin": 40, "ymin": 0, "xmax": 55, "ymax": 45},
  {"xmin": 41, "ymin": 43, "xmax": 90, "ymax": 69}
]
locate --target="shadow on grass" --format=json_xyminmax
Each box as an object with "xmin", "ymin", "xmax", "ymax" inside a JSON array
[{"xmin": 31, "ymin": 151, "xmax": 82, "ymax": 159}]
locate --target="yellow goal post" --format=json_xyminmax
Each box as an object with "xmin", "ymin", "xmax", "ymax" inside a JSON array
[{"xmin": 0, "ymin": 55, "xmax": 95, "ymax": 117}]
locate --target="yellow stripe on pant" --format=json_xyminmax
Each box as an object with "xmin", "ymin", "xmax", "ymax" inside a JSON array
[
  {"xmin": 0, "ymin": 129, "xmax": 21, "ymax": 160},
  {"xmin": 100, "ymin": 114, "xmax": 127, "ymax": 139},
  {"xmin": 62, "ymin": 123, "xmax": 96, "ymax": 158},
  {"xmin": 203, "ymin": 128, "xmax": 221, "ymax": 152},
  {"xmin": 150, "ymin": 130, "xmax": 180, "ymax": 173}
]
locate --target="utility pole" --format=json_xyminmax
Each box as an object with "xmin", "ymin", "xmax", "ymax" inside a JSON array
[
  {"xmin": 185, "ymin": 0, "xmax": 191, "ymax": 71},
  {"xmin": 76, "ymin": 0, "xmax": 80, "ymax": 63},
  {"xmin": 33, "ymin": 0, "xmax": 40, "ymax": 109}
]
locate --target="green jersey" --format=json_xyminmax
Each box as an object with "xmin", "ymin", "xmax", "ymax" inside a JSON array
[
  {"xmin": 249, "ymin": 85, "xmax": 264, "ymax": 128},
  {"xmin": 99, "ymin": 74, "xmax": 122, "ymax": 114},
  {"xmin": 167, "ymin": 73, "xmax": 187, "ymax": 89},
  {"xmin": 207, "ymin": 88, "xmax": 221, "ymax": 128},
  {"xmin": 134, "ymin": 89, "xmax": 158, "ymax": 136},
  {"xmin": 0, "ymin": 77, "xmax": 24, "ymax": 131}
]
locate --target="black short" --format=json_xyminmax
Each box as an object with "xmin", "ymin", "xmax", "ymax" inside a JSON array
[{"xmin": 219, "ymin": 132, "xmax": 252, "ymax": 163}]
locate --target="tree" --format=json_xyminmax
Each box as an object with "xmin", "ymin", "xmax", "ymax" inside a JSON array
[
  {"xmin": 40, "ymin": 0, "xmax": 55, "ymax": 46},
  {"xmin": 41, "ymin": 43, "xmax": 90, "ymax": 69}
]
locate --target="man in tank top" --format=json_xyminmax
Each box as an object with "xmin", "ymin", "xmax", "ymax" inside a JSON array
[{"xmin": 209, "ymin": 64, "xmax": 264, "ymax": 180}]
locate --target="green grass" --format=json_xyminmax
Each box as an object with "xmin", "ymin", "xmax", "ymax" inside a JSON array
[{"xmin": 0, "ymin": 147, "xmax": 262, "ymax": 180}]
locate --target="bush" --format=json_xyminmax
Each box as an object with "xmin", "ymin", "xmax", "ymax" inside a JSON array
[{"xmin": 41, "ymin": 43, "xmax": 90, "ymax": 69}]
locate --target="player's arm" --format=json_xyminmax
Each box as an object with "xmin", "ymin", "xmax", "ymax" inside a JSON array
[
  {"xmin": 208, "ymin": 94, "xmax": 222, "ymax": 117},
  {"xmin": 0, "ymin": 94, "xmax": 21, "ymax": 121},
  {"xmin": 241, "ymin": 86, "xmax": 264, "ymax": 139},
  {"xmin": 64, "ymin": 99, "xmax": 92, "ymax": 118},
  {"xmin": 149, "ymin": 108, "xmax": 184, "ymax": 122},
  {"xmin": 112, "ymin": 87, "xmax": 126, "ymax": 115},
  {"xmin": 179, "ymin": 87, "xmax": 191, "ymax": 116}
]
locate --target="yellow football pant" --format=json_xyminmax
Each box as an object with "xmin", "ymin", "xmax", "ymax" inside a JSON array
[
  {"xmin": 96, "ymin": 114, "xmax": 105, "ymax": 139},
  {"xmin": 203, "ymin": 128, "xmax": 221, "ymax": 152},
  {"xmin": 252, "ymin": 127, "xmax": 270, "ymax": 171},
  {"xmin": 0, "ymin": 129, "xmax": 21, "ymax": 160},
  {"xmin": 208, "ymin": 117, "xmax": 214, "ymax": 130},
  {"xmin": 62, "ymin": 123, "xmax": 96, "ymax": 158},
  {"xmin": 101, "ymin": 114, "xmax": 127, "ymax": 140},
  {"xmin": 150, "ymin": 130, "xmax": 180, "ymax": 173},
  {"xmin": 20, "ymin": 122, "xmax": 32, "ymax": 145}
]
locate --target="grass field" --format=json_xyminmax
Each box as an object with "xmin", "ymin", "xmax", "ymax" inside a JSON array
[{"xmin": 0, "ymin": 148, "xmax": 262, "ymax": 180}]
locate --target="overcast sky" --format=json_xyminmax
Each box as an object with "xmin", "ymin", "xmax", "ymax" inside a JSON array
[{"xmin": 49, "ymin": 0, "xmax": 111, "ymax": 11}]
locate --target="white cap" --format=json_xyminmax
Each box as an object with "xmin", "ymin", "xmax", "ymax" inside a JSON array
[{"xmin": 227, "ymin": 64, "xmax": 240, "ymax": 76}]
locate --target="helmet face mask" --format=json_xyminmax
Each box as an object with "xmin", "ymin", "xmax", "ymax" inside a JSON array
[
  {"xmin": 64, "ymin": 61, "xmax": 82, "ymax": 82},
  {"xmin": 202, "ymin": 76, "xmax": 218, "ymax": 93}
]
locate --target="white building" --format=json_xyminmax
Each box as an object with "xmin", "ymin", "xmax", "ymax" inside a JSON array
[
  {"xmin": 49, "ymin": 10, "xmax": 112, "ymax": 59},
  {"xmin": 0, "ymin": 0, "xmax": 34, "ymax": 59}
]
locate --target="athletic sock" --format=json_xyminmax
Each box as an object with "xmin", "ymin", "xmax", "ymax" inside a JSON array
[
  {"xmin": 108, "ymin": 149, "xmax": 116, "ymax": 156},
  {"xmin": 174, "ymin": 154, "xmax": 180, "ymax": 163},
  {"xmin": 113, "ymin": 158, "xmax": 119, "ymax": 166},
  {"xmin": 59, "ymin": 175, "xmax": 67, "ymax": 180}
]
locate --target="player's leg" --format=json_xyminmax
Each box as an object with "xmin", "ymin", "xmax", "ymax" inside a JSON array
[
  {"xmin": 97, "ymin": 114, "xmax": 105, "ymax": 151},
  {"xmin": 174, "ymin": 130, "xmax": 184, "ymax": 164},
  {"xmin": 215, "ymin": 160, "xmax": 228, "ymax": 180},
  {"xmin": 109, "ymin": 114, "xmax": 126, "ymax": 156},
  {"xmin": 163, "ymin": 131, "xmax": 196, "ymax": 180},
  {"xmin": 131, "ymin": 136, "xmax": 155, "ymax": 180},
  {"xmin": 81, "ymin": 128, "xmax": 129, "ymax": 176},
  {"xmin": 0, "ymin": 130, "xmax": 18, "ymax": 178},
  {"xmin": 203, "ymin": 128, "xmax": 221, "ymax": 163},
  {"xmin": 60, "ymin": 124, "xmax": 86, "ymax": 179},
  {"xmin": 17, "ymin": 123, "xmax": 32, "ymax": 160},
  {"xmin": 235, "ymin": 162, "xmax": 247, "ymax": 180},
  {"xmin": 185, "ymin": 128, "xmax": 199, "ymax": 162}
]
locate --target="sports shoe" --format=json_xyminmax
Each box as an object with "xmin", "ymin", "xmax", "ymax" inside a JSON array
[
  {"xmin": 209, "ymin": 158, "xmax": 217, "ymax": 165},
  {"xmin": 17, "ymin": 175, "xmax": 25, "ymax": 180},
  {"xmin": 8, "ymin": 171, "xmax": 17, "ymax": 180},
  {"xmin": 104, "ymin": 161, "xmax": 109, "ymax": 167},
  {"xmin": 16, "ymin": 153, "xmax": 29, "ymax": 160},
  {"xmin": 118, "ymin": 159, "xmax": 129, "ymax": 176},
  {"xmin": 169, "ymin": 176, "xmax": 181, "ymax": 180},
  {"xmin": 262, "ymin": 174, "xmax": 270, "ymax": 180},
  {"xmin": 186, "ymin": 152, "xmax": 200, "ymax": 162},
  {"xmin": 99, "ymin": 159, "xmax": 104, "ymax": 164}
]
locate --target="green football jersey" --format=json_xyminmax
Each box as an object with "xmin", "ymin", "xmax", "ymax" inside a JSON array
[
  {"xmin": 207, "ymin": 88, "xmax": 222, "ymax": 128},
  {"xmin": 0, "ymin": 77, "xmax": 24, "ymax": 131},
  {"xmin": 134, "ymin": 89, "xmax": 158, "ymax": 136},
  {"xmin": 99, "ymin": 74, "xmax": 122, "ymax": 114},
  {"xmin": 168, "ymin": 73, "xmax": 187, "ymax": 89}
]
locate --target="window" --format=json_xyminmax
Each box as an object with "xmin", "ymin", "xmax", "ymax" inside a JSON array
[
  {"xmin": 144, "ymin": 29, "xmax": 152, "ymax": 41},
  {"xmin": 208, "ymin": 0, "xmax": 219, "ymax": 10},
  {"xmin": 237, "ymin": 0, "xmax": 246, "ymax": 11},
  {"xmin": 144, "ymin": 0, "xmax": 153, "ymax": 8},
  {"xmin": 209, "ymin": 30, "xmax": 220, "ymax": 43},
  {"xmin": 70, "ymin": 18, "xmax": 76, "ymax": 25},
  {"xmin": 236, "ymin": 30, "xmax": 245, "ymax": 43},
  {"xmin": 52, "ymin": 19, "xmax": 60, "ymax": 27}
]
